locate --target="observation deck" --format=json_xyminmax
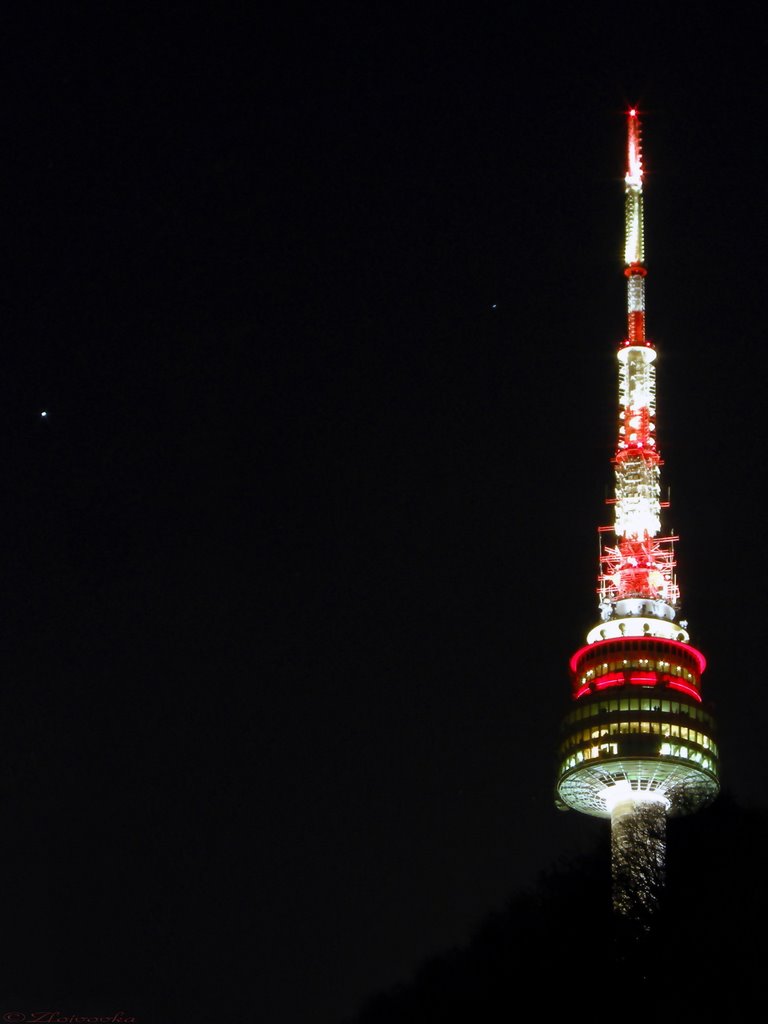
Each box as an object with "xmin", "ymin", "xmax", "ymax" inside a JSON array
[{"xmin": 555, "ymin": 686, "xmax": 719, "ymax": 818}]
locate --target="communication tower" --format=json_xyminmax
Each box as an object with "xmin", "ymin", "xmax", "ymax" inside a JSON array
[{"xmin": 554, "ymin": 111, "xmax": 719, "ymax": 917}]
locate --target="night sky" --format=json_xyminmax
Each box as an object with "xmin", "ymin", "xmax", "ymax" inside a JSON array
[{"xmin": 1, "ymin": 7, "xmax": 767, "ymax": 1023}]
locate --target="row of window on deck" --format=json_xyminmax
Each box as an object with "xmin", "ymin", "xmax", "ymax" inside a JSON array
[
  {"xmin": 562, "ymin": 720, "xmax": 717, "ymax": 754},
  {"xmin": 565, "ymin": 695, "xmax": 714, "ymax": 726},
  {"xmin": 561, "ymin": 743, "xmax": 716, "ymax": 775},
  {"xmin": 577, "ymin": 657, "xmax": 697, "ymax": 688}
]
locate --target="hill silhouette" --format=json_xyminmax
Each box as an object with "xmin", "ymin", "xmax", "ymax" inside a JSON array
[{"xmin": 347, "ymin": 794, "xmax": 767, "ymax": 1019}]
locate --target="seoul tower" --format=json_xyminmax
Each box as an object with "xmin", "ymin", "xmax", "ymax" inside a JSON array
[{"xmin": 555, "ymin": 110, "xmax": 719, "ymax": 919}]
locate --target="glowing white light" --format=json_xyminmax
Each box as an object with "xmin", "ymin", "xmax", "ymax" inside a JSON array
[
  {"xmin": 618, "ymin": 348, "xmax": 656, "ymax": 416},
  {"xmin": 617, "ymin": 346, "xmax": 656, "ymax": 365},
  {"xmin": 627, "ymin": 273, "xmax": 645, "ymax": 313},
  {"xmin": 41, "ymin": 411, "xmax": 47, "ymax": 417},
  {"xmin": 624, "ymin": 190, "xmax": 644, "ymax": 261},
  {"xmin": 586, "ymin": 616, "xmax": 689, "ymax": 645},
  {"xmin": 614, "ymin": 456, "xmax": 661, "ymax": 538},
  {"xmin": 599, "ymin": 779, "xmax": 670, "ymax": 815}
]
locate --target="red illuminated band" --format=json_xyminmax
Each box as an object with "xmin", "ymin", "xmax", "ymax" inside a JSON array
[
  {"xmin": 569, "ymin": 638, "xmax": 707, "ymax": 676},
  {"xmin": 666, "ymin": 680, "xmax": 703, "ymax": 702},
  {"xmin": 628, "ymin": 310, "xmax": 645, "ymax": 344},
  {"xmin": 589, "ymin": 670, "xmax": 700, "ymax": 692},
  {"xmin": 620, "ymin": 338, "xmax": 655, "ymax": 349},
  {"xmin": 575, "ymin": 671, "xmax": 703, "ymax": 702}
]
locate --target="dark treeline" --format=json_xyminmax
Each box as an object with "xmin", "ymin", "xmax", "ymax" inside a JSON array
[{"xmin": 347, "ymin": 795, "xmax": 768, "ymax": 1020}]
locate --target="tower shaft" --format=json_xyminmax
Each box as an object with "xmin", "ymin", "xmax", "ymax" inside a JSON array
[{"xmin": 610, "ymin": 789, "xmax": 666, "ymax": 920}]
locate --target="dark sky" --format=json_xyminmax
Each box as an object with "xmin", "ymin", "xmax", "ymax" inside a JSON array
[{"xmin": 1, "ymin": 6, "xmax": 767, "ymax": 1023}]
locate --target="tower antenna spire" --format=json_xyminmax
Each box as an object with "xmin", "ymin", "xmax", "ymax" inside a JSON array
[{"xmin": 555, "ymin": 110, "xmax": 719, "ymax": 922}]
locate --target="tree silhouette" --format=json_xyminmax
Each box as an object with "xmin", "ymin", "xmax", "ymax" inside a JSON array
[{"xmin": 611, "ymin": 799, "xmax": 666, "ymax": 922}]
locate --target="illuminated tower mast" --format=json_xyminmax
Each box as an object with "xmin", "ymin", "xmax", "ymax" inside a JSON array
[{"xmin": 555, "ymin": 111, "xmax": 719, "ymax": 919}]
